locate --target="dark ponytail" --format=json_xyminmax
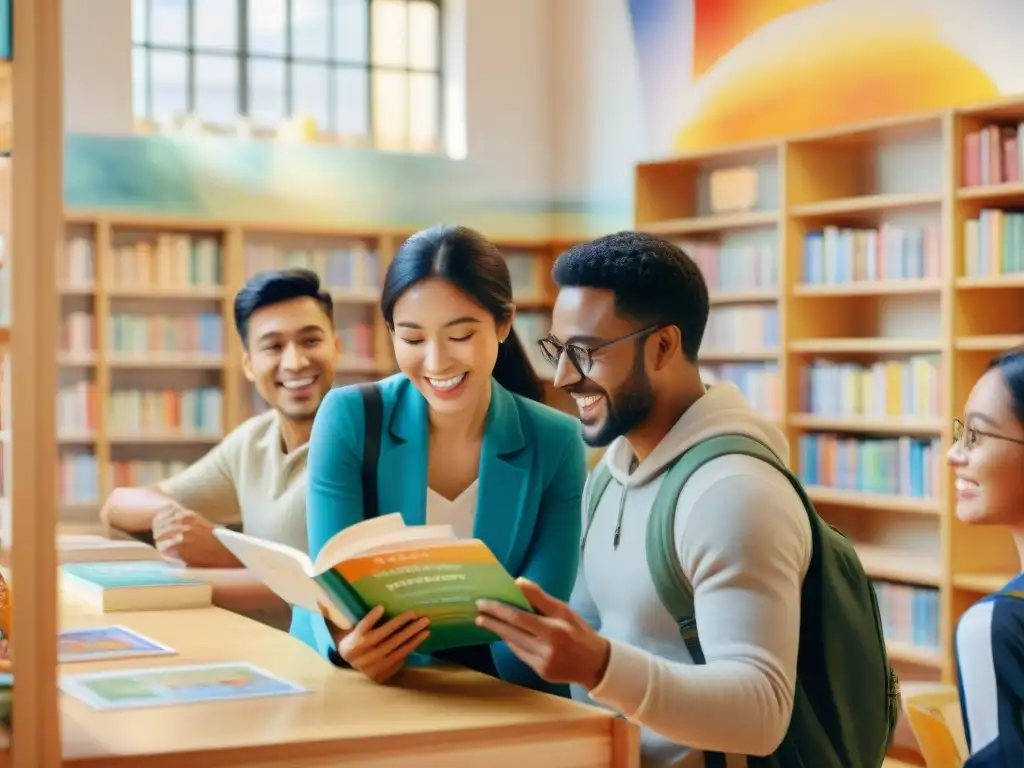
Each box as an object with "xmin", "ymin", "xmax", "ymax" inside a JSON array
[
  {"xmin": 381, "ymin": 224, "xmax": 545, "ymax": 403},
  {"xmin": 493, "ymin": 326, "xmax": 544, "ymax": 402},
  {"xmin": 990, "ymin": 348, "xmax": 1024, "ymax": 425}
]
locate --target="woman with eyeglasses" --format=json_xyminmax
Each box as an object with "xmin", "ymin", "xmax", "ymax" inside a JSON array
[
  {"xmin": 948, "ymin": 348, "xmax": 1024, "ymax": 766},
  {"xmin": 291, "ymin": 224, "xmax": 587, "ymax": 695}
]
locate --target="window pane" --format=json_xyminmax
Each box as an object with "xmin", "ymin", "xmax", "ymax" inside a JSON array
[
  {"xmin": 132, "ymin": 46, "xmax": 149, "ymax": 119},
  {"xmin": 248, "ymin": 0, "xmax": 286, "ymax": 55},
  {"xmin": 408, "ymin": 71, "xmax": 437, "ymax": 151},
  {"xmin": 150, "ymin": 50, "xmax": 188, "ymax": 124},
  {"xmin": 248, "ymin": 59, "xmax": 286, "ymax": 129},
  {"xmin": 195, "ymin": 54, "xmax": 239, "ymax": 127},
  {"xmin": 334, "ymin": 0, "xmax": 368, "ymax": 63},
  {"xmin": 131, "ymin": 0, "xmax": 148, "ymax": 44},
  {"xmin": 334, "ymin": 66, "xmax": 368, "ymax": 137},
  {"xmin": 291, "ymin": 0, "xmax": 330, "ymax": 60},
  {"xmin": 372, "ymin": 70, "xmax": 407, "ymax": 149},
  {"xmin": 408, "ymin": 1, "xmax": 439, "ymax": 71},
  {"xmin": 195, "ymin": 0, "xmax": 239, "ymax": 51},
  {"xmin": 290, "ymin": 63, "xmax": 330, "ymax": 132},
  {"xmin": 150, "ymin": 0, "xmax": 188, "ymax": 47},
  {"xmin": 371, "ymin": 0, "xmax": 407, "ymax": 67}
]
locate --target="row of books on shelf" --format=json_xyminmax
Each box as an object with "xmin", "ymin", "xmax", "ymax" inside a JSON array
[
  {"xmin": 62, "ymin": 310, "xmax": 94, "ymax": 355},
  {"xmin": 703, "ymin": 306, "xmax": 779, "ymax": 350},
  {"xmin": 59, "ymin": 453, "xmax": 99, "ymax": 505},
  {"xmin": 797, "ymin": 433, "xmax": 941, "ymax": 499},
  {"xmin": 56, "ymin": 385, "xmax": 223, "ymax": 437},
  {"xmin": 962, "ymin": 123, "xmax": 1022, "ymax": 187},
  {"xmin": 873, "ymin": 580, "xmax": 940, "ymax": 653},
  {"xmin": 963, "ymin": 209, "xmax": 1024, "ymax": 276},
  {"xmin": 112, "ymin": 235, "xmax": 221, "ymax": 289},
  {"xmin": 62, "ymin": 236, "xmax": 96, "ymax": 286},
  {"xmin": 108, "ymin": 388, "xmax": 222, "ymax": 436},
  {"xmin": 682, "ymin": 231, "xmax": 778, "ymax": 292},
  {"xmin": 700, "ymin": 362, "xmax": 780, "ymax": 419},
  {"xmin": 802, "ymin": 225, "xmax": 941, "ymax": 285},
  {"xmin": 59, "ymin": 455, "xmax": 188, "ymax": 505},
  {"xmin": 109, "ymin": 313, "xmax": 224, "ymax": 356},
  {"xmin": 800, "ymin": 356, "xmax": 941, "ymax": 420},
  {"xmin": 245, "ymin": 243, "xmax": 380, "ymax": 292},
  {"xmin": 338, "ymin": 323, "xmax": 375, "ymax": 360}
]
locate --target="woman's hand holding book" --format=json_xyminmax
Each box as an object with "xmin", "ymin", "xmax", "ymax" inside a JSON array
[{"xmin": 321, "ymin": 604, "xmax": 430, "ymax": 683}]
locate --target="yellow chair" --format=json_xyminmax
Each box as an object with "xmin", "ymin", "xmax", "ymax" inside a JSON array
[{"xmin": 901, "ymin": 683, "xmax": 968, "ymax": 768}]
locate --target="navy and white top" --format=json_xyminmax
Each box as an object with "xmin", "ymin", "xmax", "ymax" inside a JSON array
[{"xmin": 955, "ymin": 572, "xmax": 1024, "ymax": 766}]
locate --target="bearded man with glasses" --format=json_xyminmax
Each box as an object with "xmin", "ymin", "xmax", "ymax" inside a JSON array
[{"xmin": 476, "ymin": 231, "xmax": 899, "ymax": 768}]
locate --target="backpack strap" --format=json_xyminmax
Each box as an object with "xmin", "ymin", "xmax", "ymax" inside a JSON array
[
  {"xmin": 581, "ymin": 461, "xmax": 615, "ymax": 553},
  {"xmin": 356, "ymin": 382, "xmax": 384, "ymax": 520},
  {"xmin": 646, "ymin": 433, "xmax": 788, "ymax": 768}
]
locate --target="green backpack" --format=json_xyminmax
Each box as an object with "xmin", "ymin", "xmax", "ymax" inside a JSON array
[{"xmin": 584, "ymin": 433, "xmax": 901, "ymax": 768}]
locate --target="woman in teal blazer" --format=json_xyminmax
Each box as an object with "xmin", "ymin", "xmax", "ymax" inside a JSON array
[{"xmin": 293, "ymin": 224, "xmax": 587, "ymax": 697}]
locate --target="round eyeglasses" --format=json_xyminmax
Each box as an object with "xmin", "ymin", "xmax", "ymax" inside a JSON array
[{"xmin": 537, "ymin": 325, "xmax": 660, "ymax": 377}]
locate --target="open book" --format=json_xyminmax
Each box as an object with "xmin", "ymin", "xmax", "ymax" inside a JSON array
[
  {"xmin": 901, "ymin": 683, "xmax": 968, "ymax": 768},
  {"xmin": 213, "ymin": 514, "xmax": 532, "ymax": 654}
]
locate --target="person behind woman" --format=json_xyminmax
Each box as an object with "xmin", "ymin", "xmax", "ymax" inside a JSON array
[
  {"xmin": 948, "ymin": 348, "xmax": 1024, "ymax": 766},
  {"xmin": 292, "ymin": 224, "xmax": 587, "ymax": 695}
]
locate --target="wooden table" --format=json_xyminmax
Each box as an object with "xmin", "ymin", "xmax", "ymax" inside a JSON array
[{"xmin": 56, "ymin": 596, "xmax": 638, "ymax": 767}]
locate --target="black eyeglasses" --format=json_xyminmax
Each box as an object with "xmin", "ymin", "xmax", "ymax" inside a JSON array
[
  {"xmin": 953, "ymin": 418, "xmax": 1024, "ymax": 449},
  {"xmin": 537, "ymin": 325, "xmax": 660, "ymax": 377}
]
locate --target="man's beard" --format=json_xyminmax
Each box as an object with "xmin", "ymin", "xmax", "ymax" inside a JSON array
[{"xmin": 574, "ymin": 350, "xmax": 654, "ymax": 448}]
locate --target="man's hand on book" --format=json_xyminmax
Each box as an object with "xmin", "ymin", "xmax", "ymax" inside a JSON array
[
  {"xmin": 332, "ymin": 605, "xmax": 431, "ymax": 684},
  {"xmin": 475, "ymin": 578, "xmax": 610, "ymax": 691},
  {"xmin": 152, "ymin": 507, "xmax": 242, "ymax": 569}
]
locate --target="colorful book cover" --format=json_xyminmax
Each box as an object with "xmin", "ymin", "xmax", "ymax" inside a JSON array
[
  {"xmin": 61, "ymin": 561, "xmax": 203, "ymax": 589},
  {"xmin": 60, "ymin": 662, "xmax": 308, "ymax": 711},
  {"xmin": 59, "ymin": 626, "xmax": 176, "ymax": 663},
  {"xmin": 321, "ymin": 540, "xmax": 533, "ymax": 653}
]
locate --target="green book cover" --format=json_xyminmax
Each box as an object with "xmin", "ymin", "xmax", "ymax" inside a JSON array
[
  {"xmin": 61, "ymin": 562, "xmax": 203, "ymax": 589},
  {"xmin": 315, "ymin": 540, "xmax": 532, "ymax": 654}
]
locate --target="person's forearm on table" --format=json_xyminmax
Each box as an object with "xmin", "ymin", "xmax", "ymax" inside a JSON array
[{"xmin": 100, "ymin": 486, "xmax": 175, "ymax": 533}]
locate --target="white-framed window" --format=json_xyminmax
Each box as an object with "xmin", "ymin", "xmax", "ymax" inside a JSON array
[{"xmin": 131, "ymin": 0, "xmax": 444, "ymax": 153}]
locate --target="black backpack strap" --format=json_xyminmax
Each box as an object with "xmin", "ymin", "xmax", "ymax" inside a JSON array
[{"xmin": 356, "ymin": 382, "xmax": 383, "ymax": 520}]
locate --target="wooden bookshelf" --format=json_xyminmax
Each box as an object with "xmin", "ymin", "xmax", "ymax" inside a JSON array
[
  {"xmin": 635, "ymin": 97, "xmax": 1024, "ymax": 762},
  {"xmin": 54, "ymin": 213, "xmax": 577, "ymax": 520},
  {"xmin": 5, "ymin": 0, "xmax": 63, "ymax": 764}
]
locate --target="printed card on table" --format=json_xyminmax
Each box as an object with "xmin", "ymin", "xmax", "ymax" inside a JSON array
[
  {"xmin": 60, "ymin": 661, "xmax": 309, "ymax": 711},
  {"xmin": 58, "ymin": 626, "xmax": 177, "ymax": 664}
]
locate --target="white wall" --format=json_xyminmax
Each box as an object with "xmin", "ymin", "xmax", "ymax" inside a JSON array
[
  {"xmin": 61, "ymin": 0, "xmax": 556, "ymax": 220},
  {"xmin": 551, "ymin": 0, "xmax": 645, "ymax": 234}
]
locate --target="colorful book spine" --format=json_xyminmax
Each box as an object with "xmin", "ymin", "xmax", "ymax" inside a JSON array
[
  {"xmin": 0, "ymin": 2, "xmax": 9, "ymax": 61},
  {"xmin": 680, "ymin": 229, "xmax": 778, "ymax": 292},
  {"xmin": 61, "ymin": 237, "xmax": 95, "ymax": 286},
  {"xmin": 701, "ymin": 362, "xmax": 780, "ymax": 418},
  {"xmin": 61, "ymin": 311, "xmax": 95, "ymax": 354},
  {"xmin": 337, "ymin": 322, "xmax": 376, "ymax": 360},
  {"xmin": 57, "ymin": 381, "xmax": 98, "ymax": 435},
  {"xmin": 962, "ymin": 123, "xmax": 1023, "ymax": 186},
  {"xmin": 963, "ymin": 209, "xmax": 1024, "ymax": 276},
  {"xmin": 798, "ymin": 433, "xmax": 940, "ymax": 498},
  {"xmin": 244, "ymin": 241, "xmax": 379, "ymax": 291},
  {"xmin": 802, "ymin": 224, "xmax": 941, "ymax": 284},
  {"xmin": 801, "ymin": 356, "xmax": 941, "ymax": 420},
  {"xmin": 108, "ymin": 387, "xmax": 222, "ymax": 436},
  {"xmin": 59, "ymin": 453, "xmax": 99, "ymax": 505},
  {"xmin": 873, "ymin": 580, "xmax": 941, "ymax": 651},
  {"xmin": 108, "ymin": 313, "xmax": 223, "ymax": 356},
  {"xmin": 704, "ymin": 306, "xmax": 778, "ymax": 350},
  {"xmin": 111, "ymin": 234, "xmax": 221, "ymax": 288}
]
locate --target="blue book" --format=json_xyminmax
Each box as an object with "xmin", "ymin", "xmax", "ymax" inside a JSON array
[{"xmin": 60, "ymin": 562, "xmax": 212, "ymax": 612}]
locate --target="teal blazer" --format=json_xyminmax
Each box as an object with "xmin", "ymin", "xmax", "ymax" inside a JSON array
[{"xmin": 291, "ymin": 373, "xmax": 587, "ymax": 696}]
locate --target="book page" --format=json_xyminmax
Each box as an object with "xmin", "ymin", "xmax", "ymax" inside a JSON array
[{"xmin": 312, "ymin": 514, "xmax": 456, "ymax": 572}]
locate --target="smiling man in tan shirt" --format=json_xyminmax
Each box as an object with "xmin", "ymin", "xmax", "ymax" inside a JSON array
[{"xmin": 101, "ymin": 269, "xmax": 339, "ymax": 627}]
